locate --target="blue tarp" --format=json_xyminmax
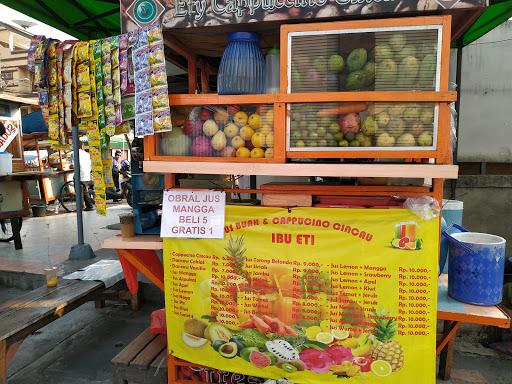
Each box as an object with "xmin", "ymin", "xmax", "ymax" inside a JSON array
[{"xmin": 21, "ymin": 111, "xmax": 47, "ymax": 134}]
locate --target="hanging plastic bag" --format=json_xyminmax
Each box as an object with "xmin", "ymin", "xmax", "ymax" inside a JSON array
[{"xmin": 403, "ymin": 196, "xmax": 440, "ymax": 221}]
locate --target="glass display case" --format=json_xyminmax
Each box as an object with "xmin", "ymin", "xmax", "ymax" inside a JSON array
[
  {"xmin": 281, "ymin": 16, "xmax": 453, "ymax": 161},
  {"xmin": 147, "ymin": 95, "xmax": 285, "ymax": 163}
]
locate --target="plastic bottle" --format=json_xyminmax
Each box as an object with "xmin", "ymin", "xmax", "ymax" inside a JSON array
[{"xmin": 265, "ymin": 46, "xmax": 280, "ymax": 94}]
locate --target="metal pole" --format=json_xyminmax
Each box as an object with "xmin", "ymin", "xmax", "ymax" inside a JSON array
[
  {"xmin": 69, "ymin": 125, "xmax": 95, "ymax": 260},
  {"xmin": 72, "ymin": 124, "xmax": 84, "ymax": 244},
  {"xmin": 450, "ymin": 40, "xmax": 463, "ymax": 200}
]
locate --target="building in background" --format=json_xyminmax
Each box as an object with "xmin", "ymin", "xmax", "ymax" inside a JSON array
[{"xmin": 0, "ymin": 22, "xmax": 34, "ymax": 99}]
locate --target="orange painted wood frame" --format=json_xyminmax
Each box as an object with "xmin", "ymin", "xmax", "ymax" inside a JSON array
[
  {"xmin": 280, "ymin": 15, "xmax": 454, "ymax": 161},
  {"xmin": 148, "ymin": 95, "xmax": 286, "ymax": 163}
]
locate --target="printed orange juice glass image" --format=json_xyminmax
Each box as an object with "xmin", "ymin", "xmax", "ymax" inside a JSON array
[
  {"xmin": 44, "ymin": 267, "xmax": 58, "ymax": 288},
  {"xmin": 392, "ymin": 221, "xmax": 422, "ymax": 250}
]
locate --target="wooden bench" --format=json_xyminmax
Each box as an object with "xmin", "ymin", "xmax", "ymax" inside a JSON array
[
  {"xmin": 112, "ymin": 328, "xmax": 167, "ymax": 384},
  {"xmin": 0, "ymin": 279, "xmax": 106, "ymax": 384}
]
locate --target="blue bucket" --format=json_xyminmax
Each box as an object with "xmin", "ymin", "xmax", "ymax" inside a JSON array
[{"xmin": 443, "ymin": 224, "xmax": 506, "ymax": 306}]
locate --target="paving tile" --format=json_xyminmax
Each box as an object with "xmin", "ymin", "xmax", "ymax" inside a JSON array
[
  {"xmin": 0, "ymin": 204, "xmax": 131, "ymax": 273},
  {"xmin": 450, "ymin": 369, "xmax": 488, "ymax": 384}
]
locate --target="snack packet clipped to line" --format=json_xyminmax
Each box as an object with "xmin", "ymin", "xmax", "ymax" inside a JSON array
[{"xmin": 153, "ymin": 108, "xmax": 172, "ymax": 133}]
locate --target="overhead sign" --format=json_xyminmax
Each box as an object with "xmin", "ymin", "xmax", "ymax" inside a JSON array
[
  {"xmin": 121, "ymin": 0, "xmax": 486, "ymax": 32},
  {"xmin": 0, "ymin": 119, "xmax": 20, "ymax": 152},
  {"xmin": 161, "ymin": 189, "xmax": 226, "ymax": 238},
  {"xmin": 164, "ymin": 206, "xmax": 439, "ymax": 383}
]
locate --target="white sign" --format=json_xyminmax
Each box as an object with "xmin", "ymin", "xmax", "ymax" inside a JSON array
[
  {"xmin": 0, "ymin": 120, "xmax": 19, "ymax": 152},
  {"xmin": 161, "ymin": 190, "xmax": 226, "ymax": 238}
]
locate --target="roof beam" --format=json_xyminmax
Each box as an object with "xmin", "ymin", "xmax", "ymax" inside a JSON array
[
  {"xmin": 67, "ymin": 0, "xmax": 105, "ymax": 31},
  {"xmin": 35, "ymin": 0, "xmax": 71, "ymax": 28},
  {"xmin": 72, "ymin": 8, "xmax": 119, "ymax": 28}
]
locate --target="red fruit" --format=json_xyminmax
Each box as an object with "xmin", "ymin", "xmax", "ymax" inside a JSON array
[
  {"xmin": 199, "ymin": 109, "xmax": 212, "ymax": 121},
  {"xmin": 184, "ymin": 119, "xmax": 202, "ymax": 136},
  {"xmin": 227, "ymin": 105, "xmax": 240, "ymax": 115},
  {"xmin": 239, "ymin": 318, "xmax": 255, "ymax": 328},
  {"xmin": 398, "ymin": 237, "xmax": 410, "ymax": 248},
  {"xmin": 326, "ymin": 345, "xmax": 353, "ymax": 364},
  {"xmin": 353, "ymin": 356, "xmax": 372, "ymax": 372},
  {"xmin": 340, "ymin": 113, "xmax": 361, "ymax": 135},
  {"xmin": 249, "ymin": 351, "xmax": 271, "ymax": 368},
  {"xmin": 284, "ymin": 325, "xmax": 297, "ymax": 337},
  {"xmin": 250, "ymin": 314, "xmax": 271, "ymax": 334}
]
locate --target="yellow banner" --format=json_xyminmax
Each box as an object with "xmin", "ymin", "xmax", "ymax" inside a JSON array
[{"xmin": 164, "ymin": 206, "xmax": 438, "ymax": 383}]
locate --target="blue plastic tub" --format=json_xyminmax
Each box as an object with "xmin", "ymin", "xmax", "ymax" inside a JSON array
[
  {"xmin": 443, "ymin": 224, "xmax": 506, "ymax": 306},
  {"xmin": 439, "ymin": 200, "xmax": 464, "ymax": 273}
]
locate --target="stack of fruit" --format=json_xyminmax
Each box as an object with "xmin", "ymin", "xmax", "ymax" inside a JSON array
[
  {"xmin": 289, "ymin": 102, "xmax": 435, "ymax": 149},
  {"xmin": 290, "ymin": 31, "xmax": 437, "ymax": 93},
  {"xmin": 161, "ymin": 105, "xmax": 274, "ymax": 159},
  {"xmin": 375, "ymin": 32, "xmax": 437, "ymax": 90}
]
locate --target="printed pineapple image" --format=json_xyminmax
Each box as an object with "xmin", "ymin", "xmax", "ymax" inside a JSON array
[
  {"xmin": 225, "ymin": 235, "xmax": 250, "ymax": 283},
  {"xmin": 371, "ymin": 311, "xmax": 404, "ymax": 372}
]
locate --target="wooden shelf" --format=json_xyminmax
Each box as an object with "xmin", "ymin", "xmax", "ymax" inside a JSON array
[
  {"xmin": 144, "ymin": 161, "xmax": 458, "ymax": 179},
  {"xmin": 169, "ymin": 91, "xmax": 457, "ymax": 106},
  {"xmin": 101, "ymin": 235, "xmax": 163, "ymax": 250}
]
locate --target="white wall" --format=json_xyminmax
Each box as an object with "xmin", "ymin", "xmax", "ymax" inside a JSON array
[{"xmin": 451, "ymin": 21, "xmax": 512, "ymax": 162}]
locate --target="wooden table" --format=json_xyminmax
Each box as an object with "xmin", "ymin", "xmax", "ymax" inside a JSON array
[
  {"xmin": 101, "ymin": 235, "xmax": 164, "ymax": 299},
  {"xmin": 436, "ymin": 274, "xmax": 511, "ymax": 379},
  {"xmin": 0, "ymin": 279, "xmax": 105, "ymax": 384}
]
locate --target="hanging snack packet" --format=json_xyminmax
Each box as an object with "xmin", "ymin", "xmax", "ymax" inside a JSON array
[
  {"xmin": 75, "ymin": 42, "xmax": 89, "ymax": 63},
  {"xmin": 119, "ymin": 34, "xmax": 129, "ymax": 94},
  {"xmin": 111, "ymin": 36, "xmax": 122, "ymax": 126},
  {"xmin": 115, "ymin": 121, "xmax": 132, "ymax": 135},
  {"xmin": 93, "ymin": 41, "xmax": 106, "ymax": 131},
  {"xmin": 152, "ymin": 86, "xmax": 169, "ymax": 110},
  {"xmin": 135, "ymin": 90, "xmax": 152, "ymax": 115},
  {"xmin": 133, "ymin": 46, "xmax": 149, "ymax": 73},
  {"xmin": 150, "ymin": 65, "xmax": 167, "ymax": 87},
  {"xmin": 134, "ymin": 68, "xmax": 151, "ymax": 92},
  {"xmin": 28, "ymin": 35, "xmax": 46, "ymax": 72},
  {"xmin": 121, "ymin": 96, "xmax": 135, "ymax": 120},
  {"xmin": 147, "ymin": 24, "xmax": 163, "ymax": 45},
  {"xmin": 77, "ymin": 92, "xmax": 92, "ymax": 118},
  {"xmin": 135, "ymin": 112, "xmax": 154, "ymax": 137},
  {"xmin": 95, "ymin": 196, "xmax": 107, "ymax": 216},
  {"xmin": 89, "ymin": 145, "xmax": 103, "ymax": 168},
  {"xmin": 87, "ymin": 121, "xmax": 101, "ymax": 145},
  {"xmin": 148, "ymin": 44, "xmax": 165, "ymax": 67},
  {"xmin": 153, "ymin": 108, "xmax": 172, "ymax": 133},
  {"xmin": 133, "ymin": 27, "xmax": 149, "ymax": 50},
  {"xmin": 48, "ymin": 60, "xmax": 58, "ymax": 89},
  {"xmin": 48, "ymin": 92, "xmax": 59, "ymax": 115},
  {"xmin": 48, "ymin": 114, "xmax": 59, "ymax": 141},
  {"xmin": 102, "ymin": 157, "xmax": 115, "ymax": 188},
  {"xmin": 102, "ymin": 39, "xmax": 116, "ymax": 135},
  {"xmin": 76, "ymin": 62, "xmax": 91, "ymax": 92}
]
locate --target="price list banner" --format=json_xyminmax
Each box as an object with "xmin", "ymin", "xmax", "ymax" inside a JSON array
[{"xmin": 164, "ymin": 206, "xmax": 439, "ymax": 383}]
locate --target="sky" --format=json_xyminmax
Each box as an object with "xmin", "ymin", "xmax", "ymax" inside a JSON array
[{"xmin": 0, "ymin": 4, "xmax": 76, "ymax": 40}]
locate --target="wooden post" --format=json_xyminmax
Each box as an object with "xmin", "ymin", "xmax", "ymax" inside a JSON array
[{"xmin": 0, "ymin": 339, "xmax": 6, "ymax": 384}]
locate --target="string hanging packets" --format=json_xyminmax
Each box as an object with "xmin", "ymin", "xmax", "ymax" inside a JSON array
[
  {"xmin": 147, "ymin": 24, "xmax": 172, "ymax": 134},
  {"xmin": 132, "ymin": 24, "xmax": 172, "ymax": 137},
  {"xmin": 47, "ymin": 40, "xmax": 61, "ymax": 143}
]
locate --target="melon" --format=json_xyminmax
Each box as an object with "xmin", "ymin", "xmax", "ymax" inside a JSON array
[
  {"xmin": 182, "ymin": 332, "xmax": 208, "ymax": 348},
  {"xmin": 249, "ymin": 351, "xmax": 272, "ymax": 368}
]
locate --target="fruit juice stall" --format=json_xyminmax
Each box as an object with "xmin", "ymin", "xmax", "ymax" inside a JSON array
[{"xmin": 105, "ymin": 1, "xmax": 508, "ymax": 383}]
